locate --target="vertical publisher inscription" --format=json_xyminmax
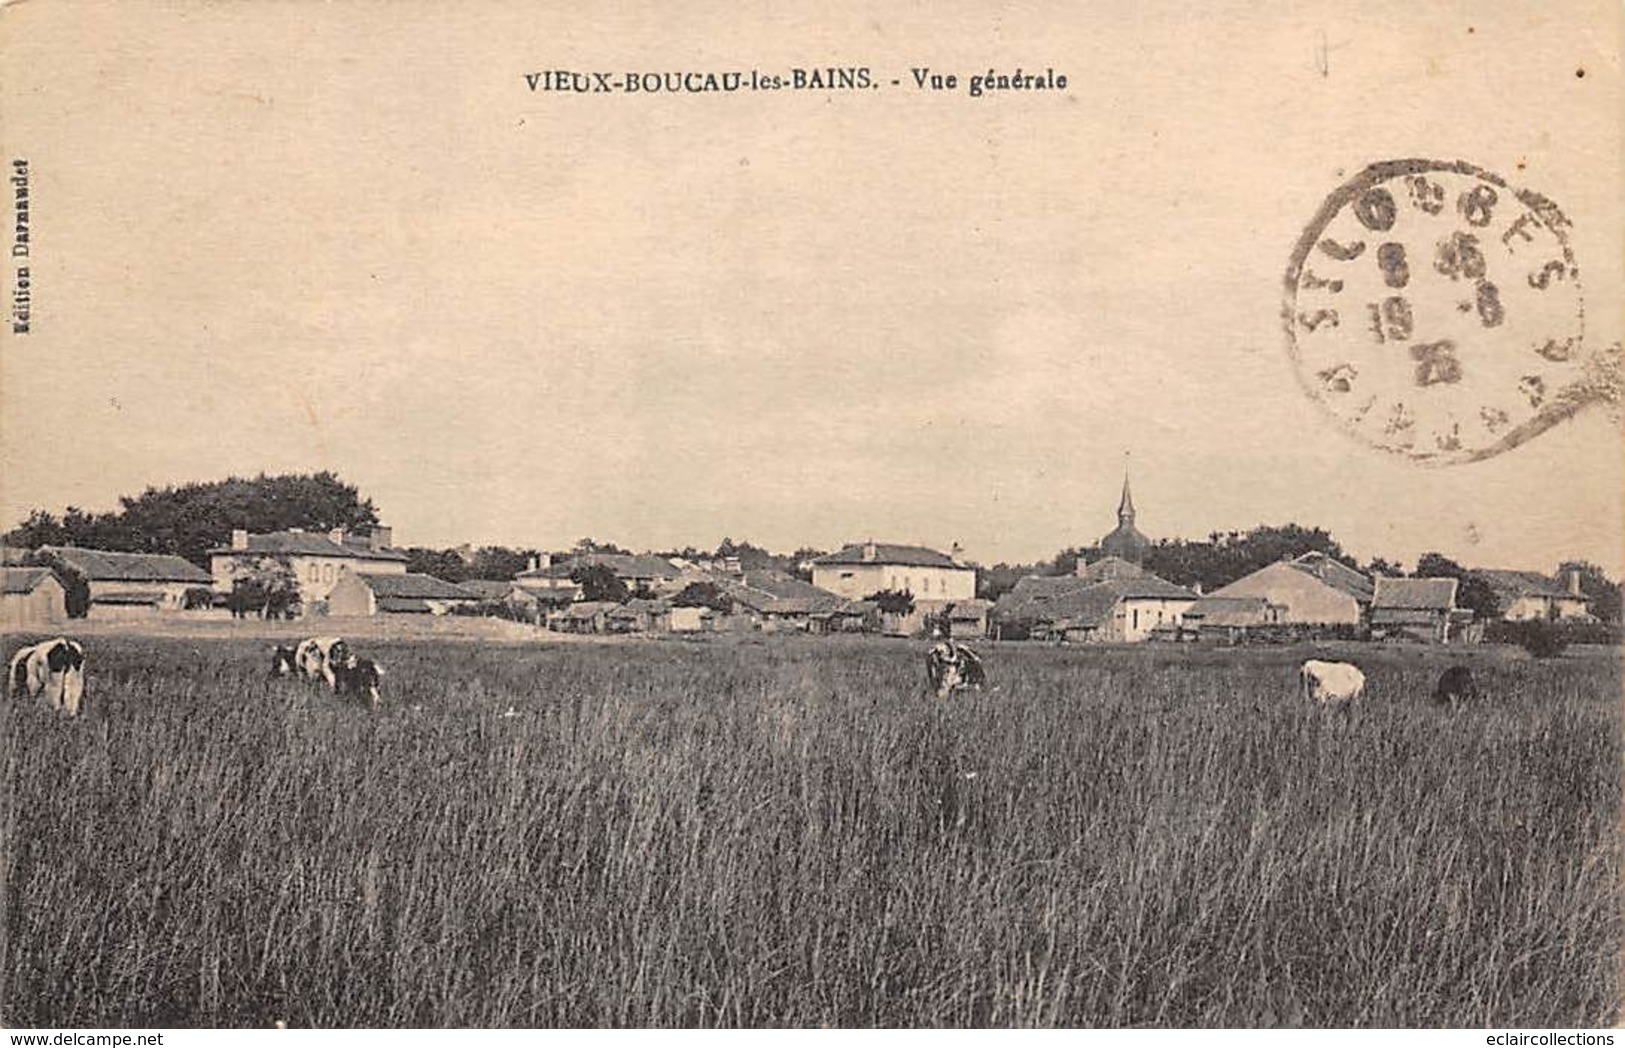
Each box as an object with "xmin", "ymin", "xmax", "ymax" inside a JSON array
[{"xmin": 11, "ymin": 158, "xmax": 30, "ymax": 334}]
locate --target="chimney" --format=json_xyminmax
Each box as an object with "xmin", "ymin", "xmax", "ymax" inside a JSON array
[
  {"xmin": 537, "ymin": 552, "xmax": 551, "ymax": 570},
  {"xmin": 1074, "ymin": 558, "xmax": 1089, "ymax": 578},
  {"xmin": 862, "ymin": 541, "xmax": 877, "ymax": 563},
  {"xmin": 1568, "ymin": 568, "xmax": 1583, "ymax": 596},
  {"xmin": 230, "ymin": 528, "xmax": 249, "ymax": 551},
  {"xmin": 723, "ymin": 555, "xmax": 742, "ymax": 576},
  {"xmin": 1193, "ymin": 581, "xmax": 1204, "ymax": 595},
  {"xmin": 950, "ymin": 542, "xmax": 964, "ymax": 564},
  {"xmin": 527, "ymin": 554, "xmax": 540, "ymax": 572},
  {"xmin": 369, "ymin": 525, "xmax": 393, "ymax": 551},
  {"xmin": 328, "ymin": 527, "xmax": 345, "ymax": 545}
]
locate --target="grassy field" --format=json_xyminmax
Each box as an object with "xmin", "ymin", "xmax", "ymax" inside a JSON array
[{"xmin": 0, "ymin": 633, "xmax": 1618, "ymax": 1028}]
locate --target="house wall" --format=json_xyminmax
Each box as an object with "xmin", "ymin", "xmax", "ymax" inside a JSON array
[
  {"xmin": 89, "ymin": 601, "xmax": 164, "ymax": 621},
  {"xmin": 88, "ymin": 579, "xmax": 194, "ymax": 610},
  {"xmin": 1116, "ymin": 597, "xmax": 1196, "ymax": 642},
  {"xmin": 1554, "ymin": 596, "xmax": 1590, "ymax": 620},
  {"xmin": 1501, "ymin": 594, "xmax": 1591, "ymax": 621},
  {"xmin": 668, "ymin": 606, "xmax": 705, "ymax": 632},
  {"xmin": 1372, "ymin": 609, "xmax": 1450, "ymax": 642},
  {"xmin": 1, "ymin": 579, "xmax": 66, "ymax": 629},
  {"xmin": 813, "ymin": 563, "xmax": 974, "ymax": 601},
  {"xmin": 324, "ymin": 573, "xmax": 377, "ymax": 616},
  {"xmin": 1210, "ymin": 563, "xmax": 1362, "ymax": 625}
]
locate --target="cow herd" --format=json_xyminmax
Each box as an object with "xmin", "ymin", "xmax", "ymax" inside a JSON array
[
  {"xmin": 7, "ymin": 634, "xmax": 1482, "ymax": 720},
  {"xmin": 268, "ymin": 636, "xmax": 385, "ymax": 706},
  {"xmin": 6, "ymin": 635, "xmax": 386, "ymax": 717}
]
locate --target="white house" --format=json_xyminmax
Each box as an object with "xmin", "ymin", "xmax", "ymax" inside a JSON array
[
  {"xmin": 208, "ymin": 526, "xmax": 407, "ymax": 610},
  {"xmin": 1474, "ymin": 569, "xmax": 1593, "ymax": 621},
  {"xmin": 810, "ymin": 542, "xmax": 976, "ymax": 603}
]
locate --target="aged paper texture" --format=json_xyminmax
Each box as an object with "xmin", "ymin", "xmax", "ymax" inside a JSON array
[{"xmin": 0, "ymin": 0, "xmax": 1621, "ymax": 1031}]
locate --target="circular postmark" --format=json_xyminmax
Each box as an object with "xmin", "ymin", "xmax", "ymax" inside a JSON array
[{"xmin": 1284, "ymin": 158, "xmax": 1601, "ymax": 465}]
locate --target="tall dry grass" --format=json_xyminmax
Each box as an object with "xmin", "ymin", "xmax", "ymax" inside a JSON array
[{"xmin": 0, "ymin": 636, "xmax": 1617, "ymax": 1027}]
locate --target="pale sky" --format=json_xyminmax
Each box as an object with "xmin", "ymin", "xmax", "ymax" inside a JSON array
[{"xmin": 2, "ymin": 1, "xmax": 1621, "ymax": 573}]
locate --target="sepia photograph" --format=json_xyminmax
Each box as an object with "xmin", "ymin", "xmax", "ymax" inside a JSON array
[{"xmin": 1, "ymin": 0, "xmax": 1621, "ymax": 1032}]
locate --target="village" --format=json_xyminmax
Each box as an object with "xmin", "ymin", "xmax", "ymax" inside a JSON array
[{"xmin": 0, "ymin": 473, "xmax": 1605, "ymax": 648}]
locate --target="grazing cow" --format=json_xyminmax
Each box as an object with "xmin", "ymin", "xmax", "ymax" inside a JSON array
[
  {"xmin": 926, "ymin": 638, "xmax": 987, "ymax": 700},
  {"xmin": 268, "ymin": 644, "xmax": 300, "ymax": 678},
  {"xmin": 1432, "ymin": 665, "xmax": 1481, "ymax": 709},
  {"xmin": 8, "ymin": 638, "xmax": 87, "ymax": 717},
  {"xmin": 294, "ymin": 637, "xmax": 350, "ymax": 687},
  {"xmin": 1300, "ymin": 659, "xmax": 1365, "ymax": 706},
  {"xmin": 330, "ymin": 655, "xmax": 383, "ymax": 707}
]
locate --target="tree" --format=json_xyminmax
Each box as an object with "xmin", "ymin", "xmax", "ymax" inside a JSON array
[
  {"xmin": 672, "ymin": 581, "xmax": 732, "ymax": 612},
  {"xmin": 1557, "ymin": 560, "xmax": 1621, "ymax": 624},
  {"xmin": 865, "ymin": 589, "xmax": 915, "ymax": 616},
  {"xmin": 24, "ymin": 550, "xmax": 91, "ymax": 618},
  {"xmin": 467, "ymin": 547, "xmax": 534, "ymax": 581},
  {"xmin": 405, "ymin": 548, "xmax": 470, "ymax": 582},
  {"xmin": 1415, "ymin": 552, "xmax": 1500, "ymax": 620},
  {"xmin": 571, "ymin": 563, "xmax": 628, "ymax": 603},
  {"xmin": 225, "ymin": 556, "xmax": 301, "ymax": 619},
  {"xmin": 573, "ymin": 537, "xmax": 630, "ymax": 556},
  {"xmin": 4, "ymin": 471, "xmax": 378, "ymax": 567},
  {"xmin": 1365, "ymin": 556, "xmax": 1406, "ymax": 578}
]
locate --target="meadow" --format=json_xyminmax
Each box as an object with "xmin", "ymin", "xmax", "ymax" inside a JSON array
[{"xmin": 0, "ymin": 633, "xmax": 1618, "ymax": 1028}]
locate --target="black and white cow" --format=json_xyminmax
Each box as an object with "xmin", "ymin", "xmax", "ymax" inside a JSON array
[
  {"xmin": 925, "ymin": 611, "xmax": 987, "ymax": 700},
  {"xmin": 268, "ymin": 644, "xmax": 300, "ymax": 679},
  {"xmin": 330, "ymin": 655, "xmax": 384, "ymax": 707},
  {"xmin": 1432, "ymin": 665, "xmax": 1481, "ymax": 709},
  {"xmin": 294, "ymin": 637, "xmax": 349, "ymax": 687},
  {"xmin": 9, "ymin": 637, "xmax": 87, "ymax": 717}
]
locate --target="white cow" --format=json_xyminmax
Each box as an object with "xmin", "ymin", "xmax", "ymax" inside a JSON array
[
  {"xmin": 294, "ymin": 637, "xmax": 349, "ymax": 687},
  {"xmin": 1300, "ymin": 659, "xmax": 1365, "ymax": 705},
  {"xmin": 9, "ymin": 637, "xmax": 87, "ymax": 717}
]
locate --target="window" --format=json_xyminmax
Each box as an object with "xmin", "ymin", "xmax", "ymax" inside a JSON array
[
  {"xmin": 307, "ymin": 563, "xmax": 320, "ymax": 582},
  {"xmin": 324, "ymin": 564, "xmax": 335, "ymax": 583}
]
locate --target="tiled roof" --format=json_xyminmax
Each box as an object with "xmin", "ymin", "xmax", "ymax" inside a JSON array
[
  {"xmin": 994, "ymin": 572, "xmax": 1195, "ymax": 626},
  {"xmin": 1182, "ymin": 595, "xmax": 1276, "ymax": 626},
  {"xmin": 516, "ymin": 553, "xmax": 679, "ymax": 580},
  {"xmin": 1287, "ymin": 552, "xmax": 1374, "ymax": 601},
  {"xmin": 812, "ymin": 543, "xmax": 965, "ymax": 569},
  {"xmin": 0, "ymin": 567, "xmax": 55, "ymax": 594},
  {"xmin": 1372, "ymin": 577, "xmax": 1458, "ymax": 611},
  {"xmin": 1473, "ymin": 569, "xmax": 1583, "ymax": 601},
  {"xmin": 361, "ymin": 573, "xmax": 478, "ymax": 601},
  {"xmin": 1077, "ymin": 557, "xmax": 1144, "ymax": 584},
  {"xmin": 556, "ymin": 600, "xmax": 619, "ymax": 620},
  {"xmin": 377, "ymin": 597, "xmax": 433, "ymax": 614},
  {"xmin": 207, "ymin": 531, "xmax": 408, "ymax": 562},
  {"xmin": 527, "ymin": 585, "xmax": 581, "ymax": 606},
  {"xmin": 39, "ymin": 546, "xmax": 212, "ymax": 584},
  {"xmin": 458, "ymin": 579, "xmax": 526, "ymax": 600},
  {"xmin": 719, "ymin": 572, "xmax": 846, "ymax": 615},
  {"xmin": 92, "ymin": 590, "xmax": 166, "ymax": 605}
]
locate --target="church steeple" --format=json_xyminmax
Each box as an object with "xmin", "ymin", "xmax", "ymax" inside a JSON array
[
  {"xmin": 1099, "ymin": 455, "xmax": 1150, "ymax": 565},
  {"xmin": 1117, "ymin": 472, "xmax": 1136, "ymax": 527}
]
